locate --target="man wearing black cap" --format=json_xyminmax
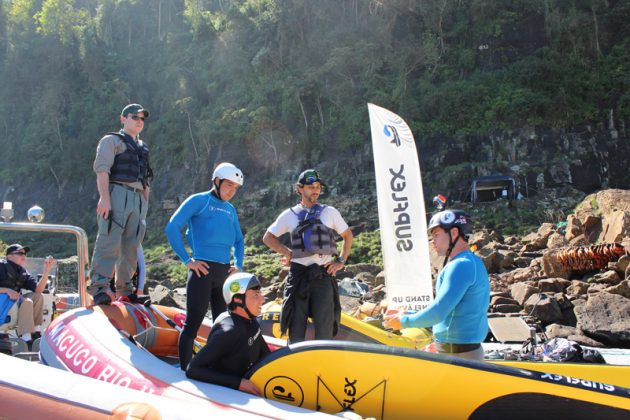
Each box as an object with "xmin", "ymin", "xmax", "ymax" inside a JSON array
[
  {"xmin": 88, "ymin": 103, "xmax": 153, "ymax": 305},
  {"xmin": 0, "ymin": 244, "xmax": 55, "ymax": 346},
  {"xmin": 263, "ymin": 169, "xmax": 353, "ymax": 343}
]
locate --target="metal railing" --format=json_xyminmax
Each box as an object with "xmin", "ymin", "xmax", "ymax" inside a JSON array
[{"xmin": 0, "ymin": 221, "xmax": 90, "ymax": 306}]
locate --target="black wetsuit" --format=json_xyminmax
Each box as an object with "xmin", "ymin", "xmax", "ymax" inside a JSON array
[
  {"xmin": 178, "ymin": 261, "xmax": 230, "ymax": 370},
  {"xmin": 186, "ymin": 311, "xmax": 270, "ymax": 389}
]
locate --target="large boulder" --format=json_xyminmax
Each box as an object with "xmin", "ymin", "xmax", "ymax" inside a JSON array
[
  {"xmin": 601, "ymin": 211, "xmax": 630, "ymax": 243},
  {"xmin": 149, "ymin": 284, "xmax": 178, "ymax": 307},
  {"xmin": 491, "ymin": 295, "xmax": 519, "ymax": 306},
  {"xmin": 499, "ymin": 266, "xmax": 540, "ymax": 285},
  {"xmin": 545, "ymin": 323, "xmax": 578, "ymax": 339},
  {"xmin": 587, "ymin": 270, "xmax": 622, "ymax": 285},
  {"xmin": 574, "ymin": 189, "xmax": 630, "ymax": 243},
  {"xmin": 477, "ymin": 248, "xmax": 502, "ymax": 273},
  {"xmin": 546, "ymin": 232, "xmax": 568, "ymax": 249},
  {"xmin": 343, "ymin": 263, "xmax": 382, "ymax": 276},
  {"xmin": 611, "ymin": 255, "xmax": 630, "ymax": 276},
  {"xmin": 541, "ymin": 249, "xmax": 571, "ymax": 279},
  {"xmin": 504, "ymin": 236, "xmax": 521, "ymax": 247},
  {"xmin": 521, "ymin": 223, "xmax": 555, "ymax": 249},
  {"xmin": 498, "ymin": 250, "xmax": 518, "ymax": 269},
  {"xmin": 564, "ymin": 215, "xmax": 582, "ymax": 242},
  {"xmin": 510, "ymin": 282, "xmax": 539, "ymax": 306},
  {"xmin": 574, "ymin": 292, "xmax": 630, "ymax": 347},
  {"xmin": 538, "ymin": 278, "xmax": 572, "ymax": 293},
  {"xmin": 605, "ymin": 280, "xmax": 630, "ymax": 299},
  {"xmin": 546, "ymin": 323, "xmax": 606, "ymax": 347},
  {"xmin": 492, "ymin": 304, "xmax": 522, "ymax": 314},
  {"xmin": 171, "ymin": 287, "xmax": 187, "ymax": 309},
  {"xmin": 375, "ymin": 271, "xmax": 386, "ymax": 287},
  {"xmin": 513, "ymin": 256, "xmax": 533, "ymax": 268},
  {"xmin": 523, "ymin": 293, "xmax": 563, "ymax": 324},
  {"xmin": 468, "ymin": 230, "xmax": 495, "ymax": 250},
  {"xmin": 566, "ymin": 280, "xmax": 589, "ymax": 296}
]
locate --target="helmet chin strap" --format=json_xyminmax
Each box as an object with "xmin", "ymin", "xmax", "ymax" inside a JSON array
[
  {"xmin": 231, "ymin": 295, "xmax": 256, "ymax": 319},
  {"xmin": 442, "ymin": 228, "xmax": 461, "ymax": 269},
  {"xmin": 213, "ymin": 178, "xmax": 226, "ymax": 201}
]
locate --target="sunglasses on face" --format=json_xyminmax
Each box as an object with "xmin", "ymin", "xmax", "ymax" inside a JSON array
[
  {"xmin": 11, "ymin": 251, "xmax": 26, "ymax": 256},
  {"xmin": 129, "ymin": 115, "xmax": 145, "ymax": 122}
]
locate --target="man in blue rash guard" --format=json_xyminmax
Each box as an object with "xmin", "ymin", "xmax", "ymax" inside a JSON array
[
  {"xmin": 384, "ymin": 209, "xmax": 490, "ymax": 361},
  {"xmin": 186, "ymin": 272, "xmax": 268, "ymax": 395},
  {"xmin": 165, "ymin": 162, "xmax": 245, "ymax": 370}
]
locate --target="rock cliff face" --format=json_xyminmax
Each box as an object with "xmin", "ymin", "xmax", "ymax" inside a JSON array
[
  {"xmin": 1, "ymin": 126, "xmax": 628, "ymax": 245},
  {"xmin": 416, "ymin": 127, "xmax": 630, "ymax": 203}
]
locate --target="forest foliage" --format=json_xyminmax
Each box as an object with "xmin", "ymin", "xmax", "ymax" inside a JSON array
[
  {"xmin": 1, "ymin": 0, "xmax": 629, "ymax": 187},
  {"xmin": 1, "ymin": 0, "xmax": 629, "ymax": 273}
]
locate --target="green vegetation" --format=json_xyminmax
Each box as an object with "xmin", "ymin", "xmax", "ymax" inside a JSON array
[
  {"xmin": 143, "ymin": 244, "xmax": 188, "ymax": 288},
  {"xmin": 1, "ymin": 1, "xmax": 628, "ymax": 283},
  {"xmin": 1, "ymin": 1, "xmax": 629, "ymax": 187},
  {"xmin": 350, "ymin": 231, "xmax": 383, "ymax": 267}
]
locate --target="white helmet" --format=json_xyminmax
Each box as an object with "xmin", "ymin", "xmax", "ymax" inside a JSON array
[
  {"xmin": 212, "ymin": 162, "xmax": 244, "ymax": 186},
  {"xmin": 223, "ymin": 272, "xmax": 261, "ymax": 305}
]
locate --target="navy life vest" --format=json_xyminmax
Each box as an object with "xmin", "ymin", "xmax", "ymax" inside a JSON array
[
  {"xmin": 289, "ymin": 204, "xmax": 338, "ymax": 259},
  {"xmin": 107, "ymin": 132, "xmax": 153, "ymax": 187},
  {"xmin": 0, "ymin": 260, "xmax": 27, "ymax": 291}
]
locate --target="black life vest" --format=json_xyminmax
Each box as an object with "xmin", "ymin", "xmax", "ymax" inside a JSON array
[
  {"xmin": 0, "ymin": 260, "xmax": 27, "ymax": 291},
  {"xmin": 289, "ymin": 204, "xmax": 338, "ymax": 259},
  {"xmin": 107, "ymin": 131, "xmax": 152, "ymax": 187}
]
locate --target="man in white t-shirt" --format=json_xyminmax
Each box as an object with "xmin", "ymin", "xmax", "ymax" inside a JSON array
[{"xmin": 263, "ymin": 169, "xmax": 353, "ymax": 343}]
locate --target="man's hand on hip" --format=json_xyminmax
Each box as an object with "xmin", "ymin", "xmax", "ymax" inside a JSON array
[
  {"xmin": 187, "ymin": 259, "xmax": 209, "ymax": 277},
  {"xmin": 324, "ymin": 261, "xmax": 344, "ymax": 276}
]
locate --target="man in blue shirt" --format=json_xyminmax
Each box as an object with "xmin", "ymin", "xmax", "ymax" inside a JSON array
[
  {"xmin": 165, "ymin": 162, "xmax": 245, "ymax": 370},
  {"xmin": 384, "ymin": 210, "xmax": 489, "ymax": 361}
]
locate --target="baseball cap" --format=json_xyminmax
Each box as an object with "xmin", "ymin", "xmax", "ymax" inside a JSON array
[
  {"xmin": 6, "ymin": 244, "xmax": 30, "ymax": 256},
  {"xmin": 297, "ymin": 169, "xmax": 324, "ymax": 186},
  {"xmin": 121, "ymin": 103, "xmax": 149, "ymax": 118}
]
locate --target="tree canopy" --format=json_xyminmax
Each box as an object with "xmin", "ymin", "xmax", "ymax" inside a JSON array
[{"xmin": 0, "ymin": 0, "xmax": 628, "ymax": 208}]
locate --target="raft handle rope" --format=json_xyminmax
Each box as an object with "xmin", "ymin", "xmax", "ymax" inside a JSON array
[{"xmin": 143, "ymin": 300, "xmax": 203, "ymax": 353}]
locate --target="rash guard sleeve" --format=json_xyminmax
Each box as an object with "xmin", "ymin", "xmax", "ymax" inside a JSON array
[
  {"xmin": 165, "ymin": 194, "xmax": 205, "ymax": 265},
  {"xmin": 400, "ymin": 258, "xmax": 473, "ymax": 329}
]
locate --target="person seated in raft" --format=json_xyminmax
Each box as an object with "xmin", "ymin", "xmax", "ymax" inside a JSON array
[
  {"xmin": 0, "ymin": 244, "xmax": 56, "ymax": 349},
  {"xmin": 186, "ymin": 272, "xmax": 269, "ymax": 395}
]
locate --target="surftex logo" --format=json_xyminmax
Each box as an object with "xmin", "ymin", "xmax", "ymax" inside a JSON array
[
  {"xmin": 382, "ymin": 117, "xmax": 414, "ymax": 149},
  {"xmin": 384, "ymin": 125, "xmax": 401, "ymax": 147}
]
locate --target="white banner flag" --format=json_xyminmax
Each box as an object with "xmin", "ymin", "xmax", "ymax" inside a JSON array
[{"xmin": 368, "ymin": 103, "xmax": 433, "ymax": 312}]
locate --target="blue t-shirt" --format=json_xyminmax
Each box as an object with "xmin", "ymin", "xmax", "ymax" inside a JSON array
[
  {"xmin": 165, "ymin": 192, "xmax": 244, "ymax": 270},
  {"xmin": 401, "ymin": 250, "xmax": 490, "ymax": 344}
]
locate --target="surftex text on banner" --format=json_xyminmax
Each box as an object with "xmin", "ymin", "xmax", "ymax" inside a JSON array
[{"xmin": 367, "ymin": 103, "xmax": 433, "ymax": 312}]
